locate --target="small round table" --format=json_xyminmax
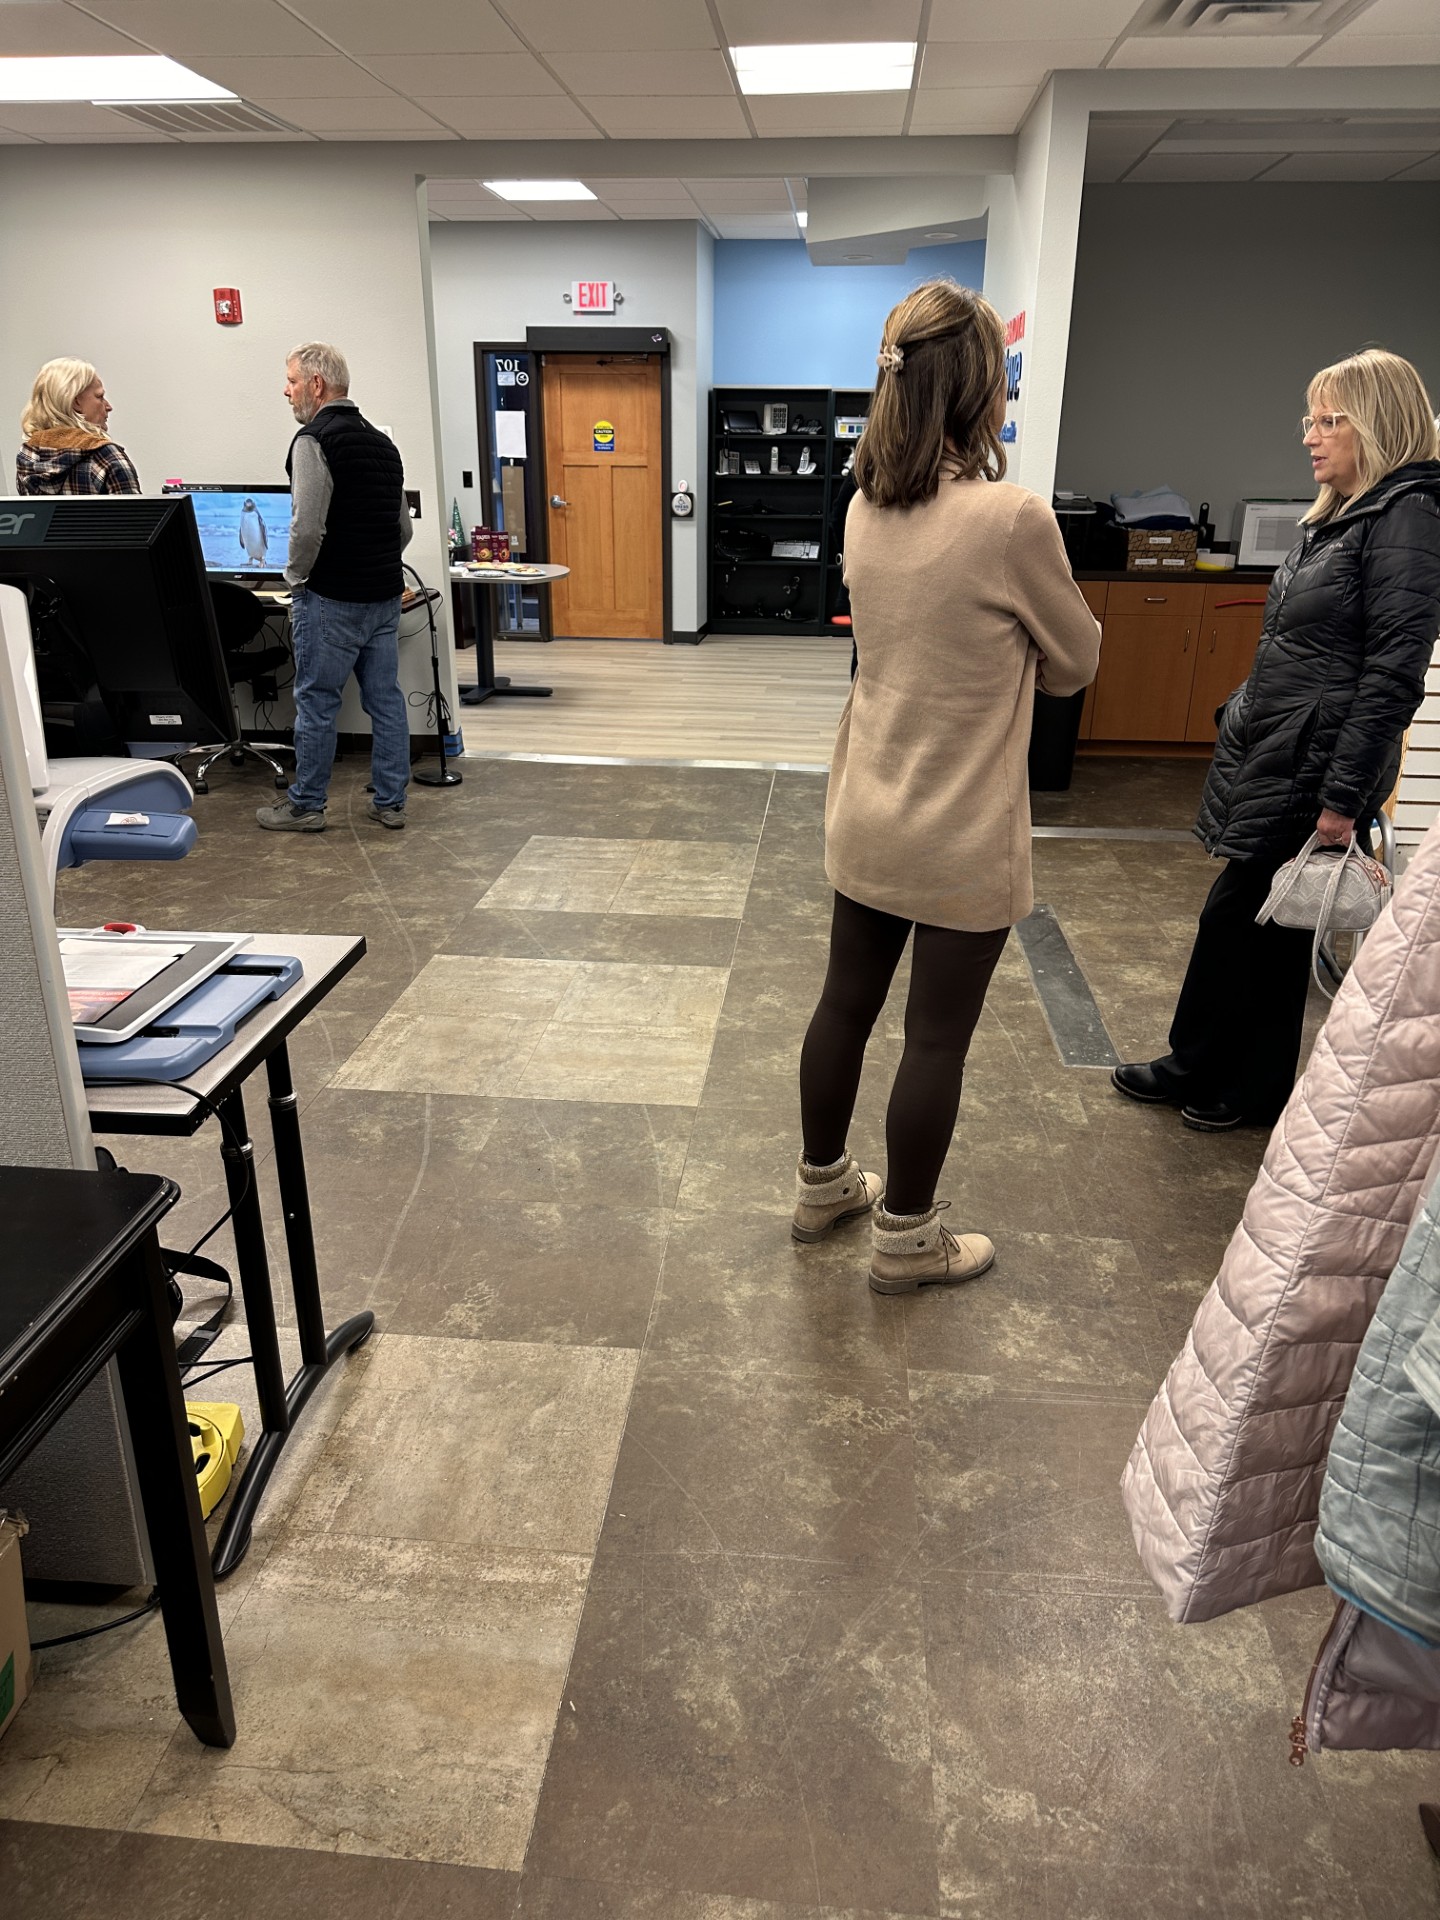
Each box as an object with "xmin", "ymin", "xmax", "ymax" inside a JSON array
[{"xmin": 450, "ymin": 562, "xmax": 569, "ymax": 705}]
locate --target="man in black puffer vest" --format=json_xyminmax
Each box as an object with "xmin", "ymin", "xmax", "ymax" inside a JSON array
[{"xmin": 257, "ymin": 340, "xmax": 414, "ymax": 833}]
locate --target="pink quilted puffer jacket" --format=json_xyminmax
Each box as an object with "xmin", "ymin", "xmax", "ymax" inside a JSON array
[{"xmin": 1122, "ymin": 815, "xmax": 1440, "ymax": 1623}]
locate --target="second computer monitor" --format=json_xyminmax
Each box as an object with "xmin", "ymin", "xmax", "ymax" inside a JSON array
[{"xmin": 168, "ymin": 483, "xmax": 291, "ymax": 580}]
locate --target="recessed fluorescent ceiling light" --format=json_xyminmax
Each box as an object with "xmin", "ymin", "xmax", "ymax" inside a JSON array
[
  {"xmin": 0, "ymin": 56, "xmax": 235, "ymax": 102},
  {"xmin": 731, "ymin": 43, "xmax": 916, "ymax": 96},
  {"xmin": 796, "ymin": 211, "xmax": 808, "ymax": 228},
  {"xmin": 484, "ymin": 180, "xmax": 597, "ymax": 201}
]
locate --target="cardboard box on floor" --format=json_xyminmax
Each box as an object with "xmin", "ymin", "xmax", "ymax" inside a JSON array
[{"xmin": 0, "ymin": 1514, "xmax": 33, "ymax": 1742}]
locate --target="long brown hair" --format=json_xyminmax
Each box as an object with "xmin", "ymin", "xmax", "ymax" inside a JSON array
[{"xmin": 852, "ymin": 281, "xmax": 1007, "ymax": 510}]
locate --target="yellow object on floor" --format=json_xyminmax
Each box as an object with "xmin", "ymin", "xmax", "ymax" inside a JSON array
[{"xmin": 186, "ymin": 1401, "xmax": 245, "ymax": 1520}]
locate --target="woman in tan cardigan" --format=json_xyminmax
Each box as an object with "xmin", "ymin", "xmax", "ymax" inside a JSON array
[{"xmin": 791, "ymin": 282, "xmax": 1101, "ymax": 1295}]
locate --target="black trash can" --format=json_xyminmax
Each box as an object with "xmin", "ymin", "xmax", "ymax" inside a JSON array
[{"xmin": 1028, "ymin": 687, "xmax": 1086, "ymax": 792}]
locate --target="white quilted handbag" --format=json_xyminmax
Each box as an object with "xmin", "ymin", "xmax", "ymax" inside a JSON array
[{"xmin": 1255, "ymin": 831, "xmax": 1393, "ymax": 998}]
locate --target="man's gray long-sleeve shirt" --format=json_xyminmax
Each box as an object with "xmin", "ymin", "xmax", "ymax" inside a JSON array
[{"xmin": 285, "ymin": 399, "xmax": 414, "ymax": 589}]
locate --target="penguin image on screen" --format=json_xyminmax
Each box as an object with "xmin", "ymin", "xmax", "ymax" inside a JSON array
[{"xmin": 238, "ymin": 497, "xmax": 268, "ymax": 565}]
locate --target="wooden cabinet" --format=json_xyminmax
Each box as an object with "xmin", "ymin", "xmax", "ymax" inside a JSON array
[
  {"xmin": 1078, "ymin": 576, "xmax": 1269, "ymax": 747},
  {"xmin": 1184, "ymin": 587, "xmax": 1269, "ymax": 742},
  {"xmin": 1076, "ymin": 582, "xmax": 1106, "ymax": 741},
  {"xmin": 1091, "ymin": 584, "xmax": 1204, "ymax": 742}
]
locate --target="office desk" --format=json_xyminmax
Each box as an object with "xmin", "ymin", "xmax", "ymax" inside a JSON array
[
  {"xmin": 0, "ymin": 1165, "xmax": 234, "ymax": 1748},
  {"xmin": 451, "ymin": 564, "xmax": 567, "ymax": 705},
  {"xmin": 84, "ymin": 932, "xmax": 372, "ymax": 1579}
]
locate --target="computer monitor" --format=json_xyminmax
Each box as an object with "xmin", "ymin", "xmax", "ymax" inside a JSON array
[
  {"xmin": 0, "ymin": 494, "xmax": 236, "ymax": 756},
  {"xmin": 164, "ymin": 483, "xmax": 291, "ymax": 580}
]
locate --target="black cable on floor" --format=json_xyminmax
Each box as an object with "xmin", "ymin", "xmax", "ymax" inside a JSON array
[{"xmin": 30, "ymin": 1588, "xmax": 160, "ymax": 1651}]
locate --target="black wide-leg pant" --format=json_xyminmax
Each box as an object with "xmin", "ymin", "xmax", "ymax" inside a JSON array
[{"xmin": 1154, "ymin": 851, "xmax": 1316, "ymax": 1121}]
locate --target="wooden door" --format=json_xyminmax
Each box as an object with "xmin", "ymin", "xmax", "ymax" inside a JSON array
[
  {"xmin": 542, "ymin": 354, "xmax": 664, "ymax": 639},
  {"xmin": 1185, "ymin": 590, "xmax": 1268, "ymax": 743},
  {"xmin": 1090, "ymin": 584, "xmax": 1205, "ymax": 741}
]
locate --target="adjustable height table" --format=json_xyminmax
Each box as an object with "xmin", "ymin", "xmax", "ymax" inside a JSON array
[{"xmin": 83, "ymin": 932, "xmax": 372, "ymax": 1579}]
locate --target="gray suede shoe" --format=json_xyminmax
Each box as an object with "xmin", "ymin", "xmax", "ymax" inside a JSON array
[
  {"xmin": 869, "ymin": 1202, "xmax": 994, "ymax": 1295},
  {"xmin": 791, "ymin": 1152, "xmax": 883, "ymax": 1243},
  {"xmin": 256, "ymin": 800, "xmax": 325, "ymax": 832}
]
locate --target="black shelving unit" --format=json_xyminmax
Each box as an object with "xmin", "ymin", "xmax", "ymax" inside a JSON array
[
  {"xmin": 708, "ymin": 386, "xmax": 840, "ymax": 636},
  {"xmin": 824, "ymin": 386, "xmax": 871, "ymax": 634}
]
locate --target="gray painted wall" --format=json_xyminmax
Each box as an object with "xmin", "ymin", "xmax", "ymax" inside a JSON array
[{"xmin": 1056, "ymin": 182, "xmax": 1440, "ymax": 539}]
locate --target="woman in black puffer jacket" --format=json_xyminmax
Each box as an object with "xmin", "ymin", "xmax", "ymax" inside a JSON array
[{"xmin": 1114, "ymin": 348, "xmax": 1440, "ymax": 1131}]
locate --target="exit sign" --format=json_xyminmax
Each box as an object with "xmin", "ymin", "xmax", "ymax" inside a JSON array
[{"xmin": 572, "ymin": 279, "xmax": 615, "ymax": 314}]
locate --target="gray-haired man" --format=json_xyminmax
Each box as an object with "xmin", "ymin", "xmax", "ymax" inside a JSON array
[{"xmin": 256, "ymin": 341, "xmax": 414, "ymax": 832}]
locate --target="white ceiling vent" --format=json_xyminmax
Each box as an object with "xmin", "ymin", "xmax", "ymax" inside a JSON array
[
  {"xmin": 1132, "ymin": 0, "xmax": 1370, "ymax": 33},
  {"xmin": 106, "ymin": 100, "xmax": 299, "ymax": 135}
]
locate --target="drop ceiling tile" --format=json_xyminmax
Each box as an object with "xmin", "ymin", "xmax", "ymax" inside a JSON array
[
  {"xmin": 1392, "ymin": 153, "xmax": 1440, "ymax": 179},
  {"xmin": 1302, "ymin": 32, "xmax": 1440, "ymax": 62},
  {"xmin": 1327, "ymin": 0, "xmax": 1438, "ymax": 29},
  {"xmin": 83, "ymin": 0, "xmax": 335, "ymax": 56},
  {"xmin": 0, "ymin": 127, "xmax": 41, "ymax": 142},
  {"xmin": 713, "ymin": 213, "xmax": 807, "ymax": 238},
  {"xmin": 1109, "ymin": 35, "xmax": 1320, "ymax": 66},
  {"xmin": 547, "ymin": 49, "xmax": 735, "ymax": 95},
  {"xmin": 514, "ymin": 201, "xmax": 619, "ymax": 220},
  {"xmin": 786, "ymin": 176, "xmax": 808, "ymax": 208},
  {"xmin": 288, "ymin": 0, "xmax": 523, "ymax": 55},
  {"xmin": 0, "ymin": 2, "xmax": 142, "ymax": 53},
  {"xmin": 503, "ymin": 0, "xmax": 718, "ymax": 53},
  {"xmin": 682, "ymin": 177, "xmax": 793, "ymax": 212},
  {"xmin": 588, "ymin": 96, "xmax": 751, "ymax": 136},
  {"xmin": 363, "ymin": 54, "xmax": 564, "ymax": 95},
  {"xmin": 1125, "ymin": 150, "xmax": 1275, "ymax": 181},
  {"xmin": 42, "ymin": 128, "xmax": 175, "ymax": 140},
  {"xmin": 1083, "ymin": 119, "xmax": 1171, "ymax": 181},
  {"xmin": 746, "ymin": 92, "xmax": 908, "ymax": 136},
  {"xmin": 427, "ymin": 179, "xmax": 504, "ymax": 202},
  {"xmin": 431, "ymin": 204, "xmax": 531, "ymax": 219},
  {"xmin": 716, "ymin": 0, "xmax": 923, "ymax": 40},
  {"xmin": 928, "ymin": 0, "xmax": 1138, "ymax": 38},
  {"xmin": 921, "ymin": 39, "xmax": 1113, "ymax": 86},
  {"xmin": 1257, "ymin": 149, "xmax": 1436, "ymax": 179},
  {"xmin": 0, "ymin": 100, "xmax": 162, "ymax": 133},
  {"xmin": 908, "ymin": 86, "xmax": 1036, "ymax": 134},
  {"xmin": 189, "ymin": 55, "xmax": 396, "ymax": 97},
  {"xmin": 413, "ymin": 95, "xmax": 599, "ymax": 135},
  {"xmin": 314, "ymin": 126, "xmax": 460, "ymax": 139},
  {"xmin": 251, "ymin": 94, "xmax": 450, "ymax": 131},
  {"xmin": 587, "ymin": 177, "xmax": 697, "ymax": 203}
]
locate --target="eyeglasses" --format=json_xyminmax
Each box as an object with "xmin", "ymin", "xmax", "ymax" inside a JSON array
[{"xmin": 1301, "ymin": 412, "xmax": 1348, "ymax": 437}]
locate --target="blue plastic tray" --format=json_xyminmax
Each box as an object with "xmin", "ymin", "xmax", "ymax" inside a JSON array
[{"xmin": 78, "ymin": 952, "xmax": 304, "ymax": 1084}]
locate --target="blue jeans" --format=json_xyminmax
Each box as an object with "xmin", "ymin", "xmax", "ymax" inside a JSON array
[{"xmin": 288, "ymin": 588, "xmax": 409, "ymax": 813}]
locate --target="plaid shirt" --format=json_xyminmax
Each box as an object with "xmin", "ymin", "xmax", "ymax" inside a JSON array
[{"xmin": 16, "ymin": 434, "xmax": 141, "ymax": 496}]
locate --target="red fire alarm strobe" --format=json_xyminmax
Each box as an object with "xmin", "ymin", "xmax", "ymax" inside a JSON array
[{"xmin": 213, "ymin": 288, "xmax": 243, "ymax": 326}]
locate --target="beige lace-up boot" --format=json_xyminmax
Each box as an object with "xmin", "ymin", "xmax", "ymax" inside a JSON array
[
  {"xmin": 791, "ymin": 1152, "xmax": 883, "ymax": 1243},
  {"xmin": 868, "ymin": 1201, "xmax": 994, "ymax": 1295}
]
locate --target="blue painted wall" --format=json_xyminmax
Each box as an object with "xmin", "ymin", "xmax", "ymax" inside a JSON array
[{"xmin": 712, "ymin": 238, "xmax": 987, "ymax": 388}]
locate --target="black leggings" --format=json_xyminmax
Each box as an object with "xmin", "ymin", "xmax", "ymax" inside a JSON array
[{"xmin": 799, "ymin": 892, "xmax": 1009, "ymax": 1216}]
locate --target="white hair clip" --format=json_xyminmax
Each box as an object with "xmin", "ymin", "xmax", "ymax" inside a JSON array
[{"xmin": 877, "ymin": 344, "xmax": 905, "ymax": 373}]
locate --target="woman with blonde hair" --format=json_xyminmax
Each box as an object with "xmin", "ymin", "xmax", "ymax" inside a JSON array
[
  {"xmin": 16, "ymin": 358, "xmax": 140, "ymax": 495},
  {"xmin": 790, "ymin": 280, "xmax": 1101, "ymax": 1294},
  {"xmin": 1114, "ymin": 347, "xmax": 1440, "ymax": 1131}
]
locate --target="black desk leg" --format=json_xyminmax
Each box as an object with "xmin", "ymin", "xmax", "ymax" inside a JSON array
[
  {"xmin": 459, "ymin": 580, "xmax": 551, "ymax": 705},
  {"xmin": 265, "ymin": 1040, "xmax": 374, "ymax": 1368},
  {"xmin": 210, "ymin": 1050, "xmax": 376, "ymax": 1582},
  {"xmin": 115, "ymin": 1234, "xmax": 235, "ymax": 1749}
]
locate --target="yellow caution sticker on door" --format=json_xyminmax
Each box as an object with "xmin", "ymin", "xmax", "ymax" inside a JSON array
[{"xmin": 593, "ymin": 419, "xmax": 615, "ymax": 453}]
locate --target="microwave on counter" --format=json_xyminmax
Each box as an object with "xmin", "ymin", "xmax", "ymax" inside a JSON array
[{"xmin": 1234, "ymin": 499, "xmax": 1310, "ymax": 569}]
